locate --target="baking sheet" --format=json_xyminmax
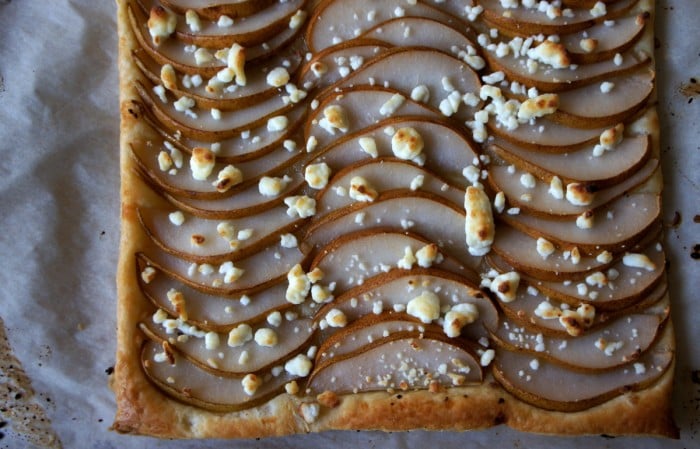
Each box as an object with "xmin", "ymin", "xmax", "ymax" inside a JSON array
[{"xmin": 0, "ymin": 0, "xmax": 698, "ymax": 448}]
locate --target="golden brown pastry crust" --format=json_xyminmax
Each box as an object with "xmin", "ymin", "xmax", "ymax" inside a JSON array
[{"xmin": 112, "ymin": 0, "xmax": 678, "ymax": 439}]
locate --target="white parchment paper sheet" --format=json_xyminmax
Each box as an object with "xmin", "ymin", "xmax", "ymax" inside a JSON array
[{"xmin": 0, "ymin": 1, "xmax": 697, "ymax": 448}]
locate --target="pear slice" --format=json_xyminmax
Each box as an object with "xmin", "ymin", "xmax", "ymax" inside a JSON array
[
  {"xmin": 492, "ymin": 325, "xmax": 674, "ymax": 412},
  {"xmin": 309, "ymin": 229, "xmax": 479, "ymax": 293},
  {"xmin": 129, "ymin": 139, "xmax": 303, "ymax": 200},
  {"xmin": 359, "ymin": 17, "xmax": 477, "ymax": 56},
  {"xmin": 137, "ymin": 206, "xmax": 302, "ymax": 264},
  {"xmin": 137, "ymin": 242, "xmax": 308, "ymax": 296},
  {"xmin": 298, "ymin": 40, "xmax": 390, "ymax": 93},
  {"xmin": 314, "ymin": 269, "xmax": 497, "ymax": 340},
  {"xmin": 142, "ymin": 103, "xmax": 307, "ymax": 160},
  {"xmin": 132, "ymin": 47, "xmax": 303, "ymax": 111},
  {"xmin": 487, "ymin": 241, "xmax": 666, "ymax": 311},
  {"xmin": 306, "ymin": 0, "xmax": 459, "ymax": 52},
  {"xmin": 135, "ymin": 80, "xmax": 293, "ymax": 141},
  {"xmin": 562, "ymin": 13, "xmax": 648, "ymax": 65},
  {"xmin": 141, "ymin": 340, "xmax": 297, "ymax": 412},
  {"xmin": 502, "ymin": 193, "xmax": 660, "ymax": 255},
  {"xmin": 158, "ymin": 0, "xmax": 276, "ymax": 20},
  {"xmin": 484, "ymin": 47, "xmax": 649, "ymax": 93},
  {"xmin": 140, "ymin": 312, "xmax": 314, "ymax": 375},
  {"xmin": 307, "ymin": 115, "xmax": 478, "ymax": 184},
  {"xmin": 322, "ymin": 47, "xmax": 483, "ymax": 121},
  {"xmin": 491, "ymin": 225, "xmax": 608, "ymax": 281},
  {"xmin": 316, "ymin": 158, "xmax": 465, "ymax": 217},
  {"xmin": 137, "ymin": 261, "xmax": 291, "ymax": 331},
  {"xmin": 488, "ymin": 117, "xmax": 607, "ymax": 153},
  {"xmin": 551, "ymin": 67, "xmax": 654, "ymax": 128},
  {"xmin": 128, "ymin": 2, "xmax": 302, "ymax": 77},
  {"xmin": 487, "ymin": 135, "xmax": 650, "ymax": 187},
  {"xmin": 491, "ymin": 308, "xmax": 667, "ymax": 372},
  {"xmin": 305, "ymin": 192, "xmax": 481, "ymax": 270},
  {"xmin": 305, "ymin": 86, "xmax": 441, "ymax": 151},
  {"xmin": 487, "ymin": 158, "xmax": 658, "ymax": 218},
  {"xmin": 163, "ymin": 170, "xmax": 304, "ymax": 219},
  {"xmin": 479, "ymin": 0, "xmax": 638, "ymax": 36},
  {"xmin": 166, "ymin": 0, "xmax": 306, "ymax": 48},
  {"xmin": 308, "ymin": 336, "xmax": 482, "ymax": 395}
]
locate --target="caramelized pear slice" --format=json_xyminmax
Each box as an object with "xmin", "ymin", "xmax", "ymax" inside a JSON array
[
  {"xmin": 484, "ymin": 47, "xmax": 649, "ymax": 93},
  {"xmin": 136, "ymin": 80, "xmax": 293, "ymax": 141},
  {"xmin": 137, "ymin": 261, "xmax": 291, "ymax": 331},
  {"xmin": 140, "ymin": 312, "xmax": 314, "ymax": 375},
  {"xmin": 488, "ymin": 158, "xmax": 658, "ymax": 218},
  {"xmin": 306, "ymin": 0, "xmax": 458, "ymax": 52},
  {"xmin": 492, "ymin": 309, "xmax": 666, "ymax": 372},
  {"xmin": 315, "ymin": 269, "xmax": 497, "ymax": 340},
  {"xmin": 487, "ymin": 135, "xmax": 650, "ymax": 187},
  {"xmin": 305, "ymin": 86, "xmax": 441, "ymax": 151},
  {"xmin": 307, "ymin": 116, "xmax": 479, "ymax": 184},
  {"xmin": 137, "ymin": 206, "xmax": 301, "ymax": 264},
  {"xmin": 163, "ymin": 170, "xmax": 304, "ymax": 219},
  {"xmin": 137, "ymin": 243, "xmax": 307, "ymax": 296},
  {"xmin": 158, "ymin": 0, "xmax": 276, "ymax": 20},
  {"xmin": 359, "ymin": 17, "xmax": 476, "ymax": 56},
  {"xmin": 492, "ymin": 325, "xmax": 674, "ymax": 412},
  {"xmin": 141, "ymin": 340, "xmax": 296, "ymax": 412},
  {"xmin": 562, "ymin": 13, "xmax": 648, "ymax": 65},
  {"xmin": 488, "ymin": 117, "xmax": 606, "ymax": 153},
  {"xmin": 308, "ymin": 336, "xmax": 482, "ymax": 395},
  {"xmin": 309, "ymin": 229, "xmax": 478, "ymax": 293},
  {"xmin": 479, "ymin": 0, "xmax": 638, "ymax": 36},
  {"xmin": 305, "ymin": 192, "xmax": 480, "ymax": 270},
  {"xmin": 316, "ymin": 159, "xmax": 465, "ymax": 216},
  {"xmin": 324, "ymin": 47, "xmax": 482, "ymax": 121},
  {"xmin": 132, "ymin": 47, "xmax": 303, "ymax": 111},
  {"xmin": 502, "ymin": 193, "xmax": 660, "ymax": 255},
  {"xmin": 298, "ymin": 41, "xmax": 390, "ymax": 93}
]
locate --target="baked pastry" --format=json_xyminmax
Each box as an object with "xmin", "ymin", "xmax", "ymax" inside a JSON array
[{"xmin": 113, "ymin": 0, "xmax": 678, "ymax": 438}]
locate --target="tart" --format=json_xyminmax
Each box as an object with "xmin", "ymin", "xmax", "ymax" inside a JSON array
[{"xmin": 113, "ymin": 0, "xmax": 678, "ymax": 438}]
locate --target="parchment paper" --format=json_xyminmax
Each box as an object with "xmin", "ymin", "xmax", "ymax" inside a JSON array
[{"xmin": 0, "ymin": 1, "xmax": 697, "ymax": 448}]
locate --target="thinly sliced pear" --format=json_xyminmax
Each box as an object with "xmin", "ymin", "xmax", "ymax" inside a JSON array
[
  {"xmin": 141, "ymin": 340, "xmax": 296, "ymax": 412},
  {"xmin": 309, "ymin": 229, "xmax": 479, "ymax": 293},
  {"xmin": 305, "ymin": 192, "xmax": 481, "ymax": 270},
  {"xmin": 484, "ymin": 47, "xmax": 649, "ymax": 93},
  {"xmin": 158, "ymin": 0, "xmax": 276, "ymax": 20},
  {"xmin": 492, "ymin": 325, "xmax": 674, "ymax": 412},
  {"xmin": 298, "ymin": 41, "xmax": 390, "ymax": 93},
  {"xmin": 488, "ymin": 117, "xmax": 606, "ymax": 153},
  {"xmin": 306, "ymin": 0, "xmax": 459, "ymax": 52},
  {"xmin": 132, "ymin": 47, "xmax": 303, "ymax": 111},
  {"xmin": 163, "ymin": 170, "xmax": 305, "ymax": 219},
  {"xmin": 359, "ymin": 17, "xmax": 476, "ymax": 56},
  {"xmin": 314, "ymin": 269, "xmax": 497, "ymax": 340},
  {"xmin": 137, "ymin": 243, "xmax": 308, "ymax": 296},
  {"xmin": 308, "ymin": 336, "xmax": 482, "ymax": 395},
  {"xmin": 502, "ymin": 193, "xmax": 660, "ymax": 255},
  {"xmin": 140, "ymin": 313, "xmax": 314, "ymax": 375},
  {"xmin": 487, "ymin": 135, "xmax": 650, "ymax": 187},
  {"xmin": 479, "ymin": 0, "xmax": 638, "ymax": 36},
  {"xmin": 129, "ymin": 139, "xmax": 303, "ymax": 200},
  {"xmin": 137, "ymin": 206, "xmax": 302, "ymax": 264},
  {"xmin": 137, "ymin": 261, "xmax": 291, "ymax": 331},
  {"xmin": 316, "ymin": 158, "xmax": 465, "ymax": 216},
  {"xmin": 487, "ymin": 158, "xmax": 658, "ymax": 218},
  {"xmin": 322, "ymin": 47, "xmax": 482, "ymax": 121},
  {"xmin": 562, "ymin": 13, "xmax": 648, "ymax": 65},
  {"xmin": 135, "ymin": 80, "xmax": 293, "ymax": 141},
  {"xmin": 305, "ymin": 87, "xmax": 441, "ymax": 151},
  {"xmin": 307, "ymin": 116, "xmax": 479, "ymax": 184}
]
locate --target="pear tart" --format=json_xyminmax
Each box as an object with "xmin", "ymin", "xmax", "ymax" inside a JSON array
[{"xmin": 114, "ymin": 0, "xmax": 678, "ymax": 438}]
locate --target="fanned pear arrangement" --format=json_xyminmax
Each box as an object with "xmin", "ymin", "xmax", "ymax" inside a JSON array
[{"xmin": 114, "ymin": 0, "xmax": 678, "ymax": 438}]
